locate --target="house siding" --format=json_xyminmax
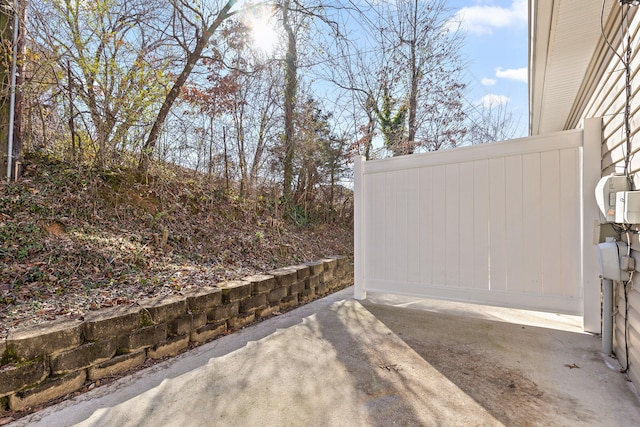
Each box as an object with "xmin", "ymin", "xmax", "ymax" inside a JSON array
[{"xmin": 570, "ymin": 6, "xmax": 640, "ymax": 386}]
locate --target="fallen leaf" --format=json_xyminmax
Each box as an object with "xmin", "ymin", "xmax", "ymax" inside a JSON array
[{"xmin": 565, "ymin": 363, "xmax": 580, "ymax": 369}]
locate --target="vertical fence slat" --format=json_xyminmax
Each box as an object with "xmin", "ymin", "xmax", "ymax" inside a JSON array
[
  {"xmin": 540, "ymin": 150, "xmax": 563, "ymax": 295},
  {"xmin": 473, "ymin": 159, "xmax": 490, "ymax": 290},
  {"xmin": 459, "ymin": 162, "xmax": 475, "ymax": 288},
  {"xmin": 489, "ymin": 157, "xmax": 507, "ymax": 291},
  {"xmin": 432, "ymin": 165, "xmax": 447, "ymax": 285},
  {"xmin": 560, "ymin": 148, "xmax": 581, "ymax": 297},
  {"xmin": 354, "ymin": 156, "xmax": 364, "ymax": 299},
  {"xmin": 396, "ymin": 170, "xmax": 409, "ymax": 283},
  {"xmin": 505, "ymin": 155, "xmax": 524, "ymax": 291},
  {"xmin": 419, "ymin": 167, "xmax": 434, "ymax": 286},
  {"xmin": 367, "ymin": 173, "xmax": 385, "ymax": 283},
  {"xmin": 407, "ymin": 168, "xmax": 421, "ymax": 283},
  {"xmin": 522, "ymin": 152, "xmax": 542, "ymax": 294},
  {"xmin": 445, "ymin": 164, "xmax": 460, "ymax": 287},
  {"xmin": 383, "ymin": 172, "xmax": 397, "ymax": 282}
]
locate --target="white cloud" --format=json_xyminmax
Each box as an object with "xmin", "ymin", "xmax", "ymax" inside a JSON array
[
  {"xmin": 495, "ymin": 67, "xmax": 528, "ymax": 83},
  {"xmin": 452, "ymin": 0, "xmax": 527, "ymax": 35},
  {"xmin": 481, "ymin": 77, "xmax": 497, "ymax": 86},
  {"xmin": 479, "ymin": 94, "xmax": 510, "ymax": 108}
]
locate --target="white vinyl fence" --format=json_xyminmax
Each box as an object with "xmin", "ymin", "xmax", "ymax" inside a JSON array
[{"xmin": 354, "ymin": 118, "xmax": 603, "ymax": 331}]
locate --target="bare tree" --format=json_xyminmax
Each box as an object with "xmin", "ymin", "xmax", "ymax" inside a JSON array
[
  {"xmin": 386, "ymin": 0, "xmax": 467, "ymax": 154},
  {"xmin": 466, "ymin": 101, "xmax": 521, "ymax": 145},
  {"xmin": 138, "ymin": 0, "xmax": 239, "ymax": 172},
  {"xmin": 29, "ymin": 0, "xmax": 172, "ymax": 167},
  {"xmin": 317, "ymin": 0, "xmax": 467, "ymax": 157}
]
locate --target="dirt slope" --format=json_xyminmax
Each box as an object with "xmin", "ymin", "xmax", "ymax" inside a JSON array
[{"xmin": 0, "ymin": 153, "xmax": 353, "ymax": 339}]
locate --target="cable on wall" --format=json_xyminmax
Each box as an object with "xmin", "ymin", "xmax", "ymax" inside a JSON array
[{"xmin": 601, "ymin": 0, "xmax": 637, "ymax": 378}]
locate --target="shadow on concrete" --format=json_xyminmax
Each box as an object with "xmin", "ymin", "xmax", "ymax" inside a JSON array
[
  {"xmin": 362, "ymin": 297, "xmax": 640, "ymax": 427},
  {"xmin": 11, "ymin": 288, "xmax": 640, "ymax": 427}
]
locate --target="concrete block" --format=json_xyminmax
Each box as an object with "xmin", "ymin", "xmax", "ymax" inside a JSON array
[
  {"xmin": 0, "ymin": 358, "xmax": 48, "ymax": 398},
  {"xmin": 267, "ymin": 269, "xmax": 297, "ymax": 287},
  {"xmin": 88, "ymin": 350, "xmax": 146, "ymax": 381},
  {"xmin": 345, "ymin": 264, "xmax": 354, "ymax": 278},
  {"xmin": 256, "ymin": 305, "xmax": 280, "ymax": 318},
  {"xmin": 6, "ymin": 319, "xmax": 83, "ymax": 360},
  {"xmin": 140, "ymin": 295, "xmax": 187, "ymax": 324},
  {"xmin": 219, "ymin": 281, "xmax": 251, "ymax": 303},
  {"xmin": 289, "ymin": 281, "xmax": 305, "ymax": 295},
  {"xmin": 308, "ymin": 274, "xmax": 320, "ymax": 290},
  {"xmin": 191, "ymin": 312, "xmax": 207, "ymax": 329},
  {"xmin": 184, "ymin": 287, "xmax": 221, "ymax": 313},
  {"xmin": 147, "ymin": 335, "xmax": 190, "ymax": 359},
  {"xmin": 267, "ymin": 287, "xmax": 287, "ymax": 304},
  {"xmin": 121, "ymin": 324, "xmax": 167, "ymax": 351},
  {"xmin": 243, "ymin": 274, "xmax": 276, "ymax": 295},
  {"xmin": 316, "ymin": 282, "xmax": 329, "ymax": 296},
  {"xmin": 322, "ymin": 258, "xmax": 338, "ymax": 271},
  {"xmin": 240, "ymin": 294, "xmax": 267, "ymax": 314},
  {"xmin": 279, "ymin": 295, "xmax": 299, "ymax": 310},
  {"xmin": 284, "ymin": 265, "xmax": 310, "ymax": 280},
  {"xmin": 207, "ymin": 301, "xmax": 239, "ymax": 322},
  {"xmin": 299, "ymin": 288, "xmax": 316, "ymax": 304},
  {"xmin": 190, "ymin": 322, "xmax": 226, "ymax": 344},
  {"xmin": 304, "ymin": 260, "xmax": 324, "ymax": 276},
  {"xmin": 327, "ymin": 255, "xmax": 347, "ymax": 267},
  {"xmin": 228, "ymin": 312, "xmax": 255, "ymax": 330},
  {"xmin": 169, "ymin": 314, "xmax": 193, "ymax": 337},
  {"xmin": 9, "ymin": 370, "xmax": 86, "ymax": 412},
  {"xmin": 84, "ymin": 306, "xmax": 142, "ymax": 341},
  {"xmin": 50, "ymin": 339, "xmax": 117, "ymax": 375},
  {"xmin": 321, "ymin": 270, "xmax": 334, "ymax": 283}
]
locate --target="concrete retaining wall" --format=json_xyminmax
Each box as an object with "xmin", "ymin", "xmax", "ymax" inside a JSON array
[{"xmin": 0, "ymin": 256, "xmax": 353, "ymax": 412}]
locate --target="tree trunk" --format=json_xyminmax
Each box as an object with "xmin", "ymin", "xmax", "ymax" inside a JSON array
[
  {"xmin": 11, "ymin": 0, "xmax": 25, "ymax": 177},
  {"xmin": 406, "ymin": 0, "xmax": 418, "ymax": 154},
  {"xmin": 282, "ymin": 0, "xmax": 297, "ymax": 203},
  {"xmin": 234, "ymin": 101, "xmax": 247, "ymax": 196},
  {"xmin": 138, "ymin": 0, "xmax": 237, "ymax": 173},
  {"xmin": 223, "ymin": 126, "xmax": 229, "ymax": 191},
  {"xmin": 0, "ymin": 0, "xmax": 23, "ymax": 179},
  {"xmin": 248, "ymin": 104, "xmax": 270, "ymax": 192},
  {"xmin": 0, "ymin": 2, "xmax": 11, "ymax": 179},
  {"xmin": 208, "ymin": 115, "xmax": 214, "ymax": 179}
]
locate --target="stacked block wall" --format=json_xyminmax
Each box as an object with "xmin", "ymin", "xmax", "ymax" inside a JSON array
[{"xmin": 0, "ymin": 256, "xmax": 353, "ymax": 411}]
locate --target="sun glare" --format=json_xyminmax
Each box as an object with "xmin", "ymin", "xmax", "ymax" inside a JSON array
[
  {"xmin": 244, "ymin": 6, "xmax": 279, "ymax": 55},
  {"xmin": 251, "ymin": 20, "xmax": 278, "ymax": 54}
]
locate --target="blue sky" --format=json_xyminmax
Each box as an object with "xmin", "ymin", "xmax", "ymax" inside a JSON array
[
  {"xmin": 238, "ymin": 0, "xmax": 530, "ymax": 139},
  {"xmin": 449, "ymin": 0, "xmax": 529, "ymax": 137}
]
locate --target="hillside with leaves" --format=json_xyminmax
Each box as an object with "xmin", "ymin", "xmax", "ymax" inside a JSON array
[{"xmin": 0, "ymin": 153, "xmax": 353, "ymax": 339}]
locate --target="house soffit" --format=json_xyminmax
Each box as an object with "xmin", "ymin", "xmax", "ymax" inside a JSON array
[{"xmin": 529, "ymin": 0, "xmax": 613, "ymax": 135}]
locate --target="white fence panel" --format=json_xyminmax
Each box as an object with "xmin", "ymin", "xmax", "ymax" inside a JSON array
[{"xmin": 354, "ymin": 128, "xmax": 598, "ymax": 315}]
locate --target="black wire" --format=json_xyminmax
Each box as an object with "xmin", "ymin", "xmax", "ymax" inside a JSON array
[
  {"xmin": 601, "ymin": 0, "xmax": 634, "ymax": 185},
  {"xmin": 601, "ymin": 0, "xmax": 626, "ymax": 64}
]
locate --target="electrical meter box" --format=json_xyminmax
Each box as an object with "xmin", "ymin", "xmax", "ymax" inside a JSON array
[
  {"xmin": 596, "ymin": 174, "xmax": 629, "ymax": 222},
  {"xmin": 615, "ymin": 191, "xmax": 640, "ymax": 224},
  {"xmin": 597, "ymin": 239, "xmax": 631, "ymax": 281}
]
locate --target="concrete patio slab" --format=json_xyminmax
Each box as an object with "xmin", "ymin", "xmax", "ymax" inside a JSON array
[{"xmin": 9, "ymin": 288, "xmax": 640, "ymax": 427}]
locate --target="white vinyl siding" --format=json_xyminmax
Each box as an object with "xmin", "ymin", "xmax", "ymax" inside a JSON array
[{"xmin": 568, "ymin": 7, "xmax": 640, "ymax": 386}]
